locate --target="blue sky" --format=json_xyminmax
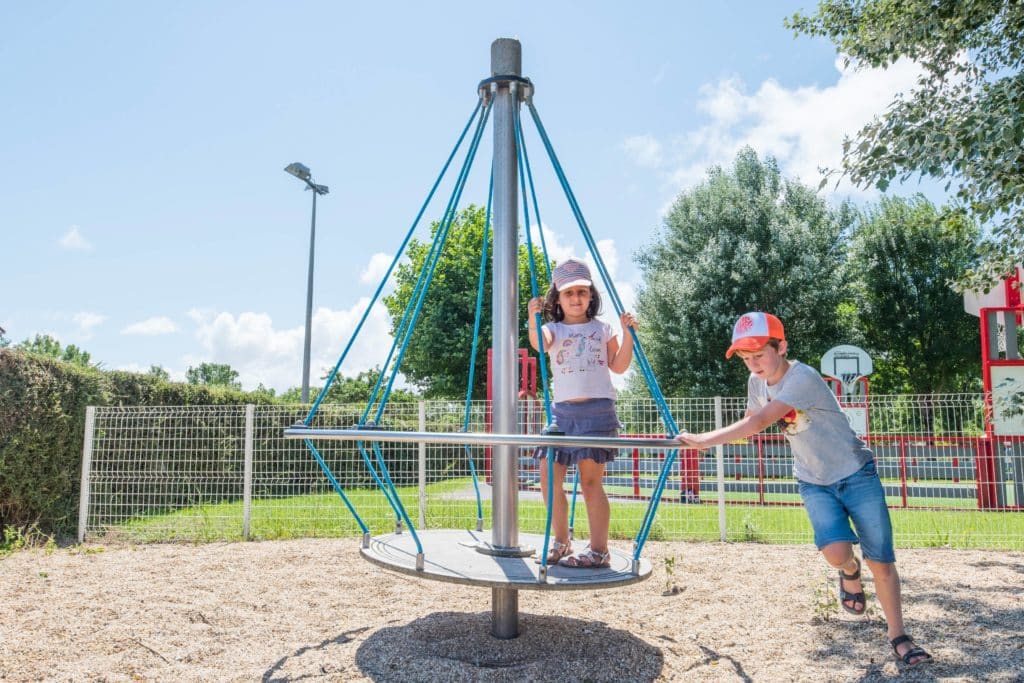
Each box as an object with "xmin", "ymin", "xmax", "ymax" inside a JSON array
[{"xmin": 1, "ymin": 2, "xmax": 937, "ymax": 392}]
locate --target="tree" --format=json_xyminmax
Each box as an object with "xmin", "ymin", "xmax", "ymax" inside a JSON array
[
  {"xmin": 788, "ymin": 0, "xmax": 1024, "ymax": 290},
  {"xmin": 0, "ymin": 328, "xmax": 9, "ymax": 348},
  {"xmin": 847, "ymin": 195, "xmax": 981, "ymax": 393},
  {"xmin": 15, "ymin": 334, "xmax": 94, "ymax": 368},
  {"xmin": 280, "ymin": 367, "xmax": 416, "ymax": 404},
  {"xmin": 147, "ymin": 365, "xmax": 170, "ymax": 381},
  {"xmin": 383, "ymin": 205, "xmax": 550, "ymax": 398},
  {"xmin": 185, "ymin": 362, "xmax": 241, "ymax": 389},
  {"xmin": 634, "ymin": 148, "xmax": 854, "ymax": 397}
]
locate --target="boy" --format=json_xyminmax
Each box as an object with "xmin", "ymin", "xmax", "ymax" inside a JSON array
[{"xmin": 676, "ymin": 312, "xmax": 932, "ymax": 667}]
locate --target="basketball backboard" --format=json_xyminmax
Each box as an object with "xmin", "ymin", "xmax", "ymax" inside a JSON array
[{"xmin": 820, "ymin": 345, "xmax": 873, "ymax": 398}]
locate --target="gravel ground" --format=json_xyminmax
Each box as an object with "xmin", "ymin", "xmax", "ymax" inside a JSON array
[{"xmin": 1, "ymin": 539, "xmax": 1022, "ymax": 682}]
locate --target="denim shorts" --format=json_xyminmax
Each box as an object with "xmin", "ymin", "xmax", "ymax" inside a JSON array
[
  {"xmin": 533, "ymin": 398, "xmax": 620, "ymax": 466},
  {"xmin": 797, "ymin": 460, "xmax": 896, "ymax": 563}
]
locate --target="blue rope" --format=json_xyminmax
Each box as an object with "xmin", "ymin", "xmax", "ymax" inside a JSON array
[
  {"xmin": 304, "ymin": 99, "xmax": 483, "ymax": 425},
  {"xmin": 354, "ymin": 441, "xmax": 404, "ymax": 517},
  {"xmin": 333, "ymin": 98, "xmax": 490, "ymax": 556},
  {"xmin": 371, "ymin": 101, "xmax": 492, "ymax": 422},
  {"xmin": 305, "ymin": 439, "xmax": 368, "ymax": 535},
  {"xmin": 358, "ymin": 209, "xmax": 451, "ymax": 423},
  {"xmin": 513, "ymin": 102, "xmax": 558, "ymax": 567},
  {"xmin": 367, "ymin": 441, "xmax": 420, "ymax": 542},
  {"xmin": 300, "ymin": 99, "xmax": 488, "ymax": 552},
  {"xmin": 297, "ymin": 100, "xmax": 485, "ymax": 539},
  {"xmin": 359, "ymin": 101, "xmax": 494, "ymax": 423},
  {"xmin": 526, "ymin": 102, "xmax": 680, "ymax": 559},
  {"xmin": 460, "ymin": 172, "xmax": 495, "ymax": 524},
  {"xmin": 516, "ymin": 104, "xmax": 584, "ymax": 537}
]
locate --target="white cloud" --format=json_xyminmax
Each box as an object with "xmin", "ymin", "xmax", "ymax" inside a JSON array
[
  {"xmin": 523, "ymin": 224, "xmax": 630, "ymax": 308},
  {"xmin": 695, "ymin": 77, "xmax": 746, "ymax": 125},
  {"xmin": 121, "ymin": 316, "xmax": 178, "ymax": 336},
  {"xmin": 58, "ymin": 225, "xmax": 92, "ymax": 250},
  {"xmin": 360, "ymin": 252, "xmax": 394, "ymax": 285},
  {"xmin": 621, "ymin": 135, "xmax": 663, "ymax": 168},
  {"xmin": 184, "ymin": 227, "xmax": 640, "ymax": 394},
  {"xmin": 525, "ymin": 222, "xmax": 574, "ymax": 269},
  {"xmin": 626, "ymin": 57, "xmax": 926, "ymax": 201},
  {"xmin": 72, "ymin": 311, "xmax": 106, "ymax": 339},
  {"xmin": 187, "ymin": 302, "xmax": 393, "ymax": 393}
]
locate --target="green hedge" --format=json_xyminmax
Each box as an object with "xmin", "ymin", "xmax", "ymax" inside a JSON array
[{"xmin": 0, "ymin": 349, "xmax": 275, "ymax": 536}]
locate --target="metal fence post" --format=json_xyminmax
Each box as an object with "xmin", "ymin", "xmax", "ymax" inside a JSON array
[
  {"xmin": 714, "ymin": 396, "xmax": 726, "ymax": 541},
  {"xmin": 419, "ymin": 400, "xmax": 427, "ymax": 529},
  {"xmin": 243, "ymin": 404, "xmax": 254, "ymax": 540},
  {"xmin": 77, "ymin": 406, "xmax": 97, "ymax": 544}
]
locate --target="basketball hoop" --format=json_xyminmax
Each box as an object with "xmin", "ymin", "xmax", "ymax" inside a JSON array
[
  {"xmin": 838, "ymin": 373, "xmax": 864, "ymax": 399},
  {"xmin": 820, "ymin": 345, "xmax": 873, "ymax": 436},
  {"xmin": 821, "ymin": 345, "xmax": 873, "ymax": 400}
]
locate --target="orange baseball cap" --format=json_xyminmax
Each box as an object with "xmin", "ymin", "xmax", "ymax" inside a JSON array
[{"xmin": 725, "ymin": 312, "xmax": 785, "ymax": 358}]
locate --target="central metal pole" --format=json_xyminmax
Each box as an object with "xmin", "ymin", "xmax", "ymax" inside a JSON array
[{"xmin": 490, "ymin": 37, "xmax": 522, "ymax": 640}]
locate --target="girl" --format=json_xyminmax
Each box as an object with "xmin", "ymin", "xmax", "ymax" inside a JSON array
[{"xmin": 527, "ymin": 258, "xmax": 637, "ymax": 568}]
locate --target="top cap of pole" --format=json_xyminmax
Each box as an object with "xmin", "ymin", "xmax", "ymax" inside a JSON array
[{"xmin": 491, "ymin": 38, "xmax": 521, "ymax": 76}]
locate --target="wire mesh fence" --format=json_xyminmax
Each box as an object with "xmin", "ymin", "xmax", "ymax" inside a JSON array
[{"xmin": 80, "ymin": 394, "xmax": 1024, "ymax": 549}]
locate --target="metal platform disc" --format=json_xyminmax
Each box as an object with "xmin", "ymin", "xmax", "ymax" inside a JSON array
[{"xmin": 359, "ymin": 529, "xmax": 652, "ymax": 591}]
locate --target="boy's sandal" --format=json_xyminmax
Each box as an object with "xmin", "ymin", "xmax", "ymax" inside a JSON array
[
  {"xmin": 838, "ymin": 557, "xmax": 866, "ymax": 615},
  {"xmin": 558, "ymin": 548, "xmax": 611, "ymax": 569},
  {"xmin": 535, "ymin": 540, "xmax": 572, "ymax": 565},
  {"xmin": 890, "ymin": 634, "xmax": 932, "ymax": 667}
]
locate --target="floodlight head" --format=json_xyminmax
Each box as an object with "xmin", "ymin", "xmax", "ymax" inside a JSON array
[{"xmin": 284, "ymin": 162, "xmax": 312, "ymax": 181}]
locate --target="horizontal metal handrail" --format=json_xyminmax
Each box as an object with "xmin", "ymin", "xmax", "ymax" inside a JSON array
[{"xmin": 285, "ymin": 426, "xmax": 681, "ymax": 450}]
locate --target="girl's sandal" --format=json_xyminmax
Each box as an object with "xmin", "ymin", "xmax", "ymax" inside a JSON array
[
  {"xmin": 535, "ymin": 540, "xmax": 572, "ymax": 565},
  {"xmin": 558, "ymin": 548, "xmax": 611, "ymax": 569}
]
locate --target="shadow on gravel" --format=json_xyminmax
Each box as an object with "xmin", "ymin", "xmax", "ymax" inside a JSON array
[{"xmin": 355, "ymin": 611, "xmax": 663, "ymax": 682}]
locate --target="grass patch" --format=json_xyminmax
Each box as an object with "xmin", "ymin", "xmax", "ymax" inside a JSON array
[{"xmin": 100, "ymin": 477, "xmax": 1024, "ymax": 550}]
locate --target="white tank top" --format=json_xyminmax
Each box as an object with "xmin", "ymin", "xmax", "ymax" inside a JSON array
[{"xmin": 543, "ymin": 319, "xmax": 617, "ymax": 402}]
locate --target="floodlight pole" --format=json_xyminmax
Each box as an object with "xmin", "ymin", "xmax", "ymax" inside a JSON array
[
  {"xmin": 301, "ymin": 190, "xmax": 318, "ymax": 404},
  {"xmin": 489, "ymin": 37, "xmax": 522, "ymax": 640},
  {"xmin": 284, "ymin": 163, "xmax": 329, "ymax": 404}
]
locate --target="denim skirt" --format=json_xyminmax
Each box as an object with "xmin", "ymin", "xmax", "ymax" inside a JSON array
[{"xmin": 533, "ymin": 398, "xmax": 621, "ymax": 466}]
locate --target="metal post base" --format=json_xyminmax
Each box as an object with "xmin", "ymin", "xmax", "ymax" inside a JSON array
[
  {"xmin": 474, "ymin": 542, "xmax": 535, "ymax": 558},
  {"xmin": 491, "ymin": 586, "xmax": 519, "ymax": 639}
]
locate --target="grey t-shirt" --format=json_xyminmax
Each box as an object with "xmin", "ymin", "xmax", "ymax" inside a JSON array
[{"xmin": 747, "ymin": 360, "xmax": 873, "ymax": 486}]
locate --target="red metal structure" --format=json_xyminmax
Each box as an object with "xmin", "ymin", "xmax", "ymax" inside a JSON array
[
  {"xmin": 979, "ymin": 303, "xmax": 1024, "ymax": 508},
  {"xmin": 484, "ymin": 348, "xmax": 537, "ymax": 481}
]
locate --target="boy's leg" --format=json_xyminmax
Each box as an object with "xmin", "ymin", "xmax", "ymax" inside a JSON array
[
  {"xmin": 865, "ymin": 560, "xmax": 928, "ymax": 664},
  {"xmin": 798, "ymin": 480, "xmax": 862, "ymax": 610},
  {"xmin": 820, "ymin": 541, "xmax": 863, "ymax": 611},
  {"xmin": 576, "ymin": 458, "xmax": 609, "ymax": 552},
  {"xmin": 844, "ymin": 462, "xmax": 930, "ymax": 665},
  {"xmin": 539, "ymin": 457, "xmax": 570, "ymax": 543}
]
